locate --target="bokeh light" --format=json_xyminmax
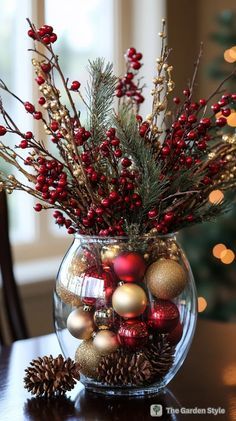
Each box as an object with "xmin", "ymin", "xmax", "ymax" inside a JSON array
[
  {"xmin": 198, "ymin": 297, "xmax": 207, "ymax": 312},
  {"xmin": 220, "ymin": 249, "xmax": 235, "ymax": 264},
  {"xmin": 222, "ymin": 364, "xmax": 236, "ymax": 386},
  {"xmin": 212, "ymin": 243, "xmax": 226, "ymax": 258},
  {"xmin": 229, "ymin": 46, "xmax": 236, "ymax": 60},
  {"xmin": 209, "ymin": 189, "xmax": 224, "ymax": 204},
  {"xmin": 224, "ymin": 49, "xmax": 236, "ymax": 63},
  {"xmin": 227, "ymin": 112, "xmax": 236, "ymax": 127}
]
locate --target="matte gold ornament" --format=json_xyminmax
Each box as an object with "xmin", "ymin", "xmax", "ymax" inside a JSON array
[
  {"xmin": 112, "ymin": 284, "xmax": 147, "ymax": 318},
  {"xmin": 93, "ymin": 330, "xmax": 119, "ymax": 355},
  {"xmin": 67, "ymin": 307, "xmax": 95, "ymax": 340},
  {"xmin": 101, "ymin": 244, "xmax": 122, "ymax": 266},
  {"xmin": 75, "ymin": 340, "xmax": 101, "ymax": 379},
  {"xmin": 146, "ymin": 259, "xmax": 187, "ymax": 299},
  {"xmin": 94, "ymin": 307, "xmax": 114, "ymax": 330},
  {"xmin": 56, "ymin": 284, "xmax": 82, "ymax": 307}
]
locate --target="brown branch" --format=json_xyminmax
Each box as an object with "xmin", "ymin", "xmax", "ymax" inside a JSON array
[{"xmin": 189, "ymin": 42, "xmax": 203, "ymax": 100}]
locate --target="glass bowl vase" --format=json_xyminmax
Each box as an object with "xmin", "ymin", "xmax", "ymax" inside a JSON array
[{"xmin": 54, "ymin": 233, "xmax": 197, "ymax": 396}]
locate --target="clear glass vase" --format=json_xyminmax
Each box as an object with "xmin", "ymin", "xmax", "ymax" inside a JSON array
[{"xmin": 54, "ymin": 234, "xmax": 197, "ymax": 396}]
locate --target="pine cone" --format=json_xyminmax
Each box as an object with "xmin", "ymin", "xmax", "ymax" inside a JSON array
[
  {"xmin": 24, "ymin": 354, "xmax": 80, "ymax": 397},
  {"xmin": 97, "ymin": 348, "xmax": 153, "ymax": 386},
  {"xmin": 144, "ymin": 336, "xmax": 175, "ymax": 379}
]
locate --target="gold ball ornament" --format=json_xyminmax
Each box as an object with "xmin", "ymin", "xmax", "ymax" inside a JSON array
[
  {"xmin": 94, "ymin": 307, "xmax": 114, "ymax": 330},
  {"xmin": 75, "ymin": 340, "xmax": 101, "ymax": 379},
  {"xmin": 101, "ymin": 244, "xmax": 122, "ymax": 267},
  {"xmin": 146, "ymin": 259, "xmax": 187, "ymax": 299},
  {"xmin": 112, "ymin": 284, "xmax": 147, "ymax": 318},
  {"xmin": 67, "ymin": 307, "xmax": 95, "ymax": 340},
  {"xmin": 93, "ymin": 330, "xmax": 119, "ymax": 355},
  {"xmin": 56, "ymin": 283, "xmax": 82, "ymax": 307}
]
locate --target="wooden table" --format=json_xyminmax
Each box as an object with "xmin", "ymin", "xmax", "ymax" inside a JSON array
[{"xmin": 0, "ymin": 319, "xmax": 236, "ymax": 420}]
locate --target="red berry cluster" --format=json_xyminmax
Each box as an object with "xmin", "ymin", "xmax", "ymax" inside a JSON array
[
  {"xmin": 126, "ymin": 47, "xmax": 143, "ymax": 70},
  {"xmin": 52, "ymin": 210, "xmax": 74, "ymax": 234},
  {"xmin": 60, "ymin": 125, "xmax": 143, "ymax": 235},
  {"xmin": 34, "ymin": 157, "xmax": 68, "ymax": 203},
  {"xmin": 24, "ymin": 101, "xmax": 42, "ymax": 120},
  {"xmin": 160, "ymin": 90, "xmax": 234, "ymax": 166},
  {"xmin": 74, "ymin": 127, "xmax": 91, "ymax": 146},
  {"xmin": 138, "ymin": 119, "xmax": 150, "ymax": 138},
  {"xmin": 28, "ymin": 24, "xmax": 57, "ymax": 44},
  {"xmin": 115, "ymin": 48, "xmax": 144, "ymax": 106}
]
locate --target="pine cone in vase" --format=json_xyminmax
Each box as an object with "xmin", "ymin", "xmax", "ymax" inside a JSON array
[
  {"xmin": 144, "ymin": 336, "xmax": 175, "ymax": 379},
  {"xmin": 97, "ymin": 348, "xmax": 153, "ymax": 386},
  {"xmin": 24, "ymin": 354, "xmax": 80, "ymax": 397}
]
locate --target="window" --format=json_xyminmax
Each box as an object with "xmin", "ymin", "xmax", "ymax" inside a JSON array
[
  {"xmin": 0, "ymin": 0, "xmax": 115, "ymax": 265},
  {"xmin": 0, "ymin": 0, "xmax": 34, "ymax": 243},
  {"xmin": 0, "ymin": 0, "xmax": 163, "ymax": 271}
]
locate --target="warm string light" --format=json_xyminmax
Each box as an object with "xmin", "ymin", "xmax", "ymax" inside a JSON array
[
  {"xmin": 198, "ymin": 297, "xmax": 207, "ymax": 313},
  {"xmin": 208, "ymin": 189, "xmax": 224, "ymax": 204},
  {"xmin": 212, "ymin": 243, "xmax": 226, "ymax": 258},
  {"xmin": 227, "ymin": 112, "xmax": 236, "ymax": 127},
  {"xmin": 224, "ymin": 46, "xmax": 236, "ymax": 63},
  {"xmin": 220, "ymin": 249, "xmax": 235, "ymax": 264},
  {"xmin": 222, "ymin": 364, "xmax": 236, "ymax": 386},
  {"xmin": 212, "ymin": 243, "xmax": 235, "ymax": 264},
  {"xmin": 215, "ymin": 109, "xmax": 236, "ymax": 127},
  {"xmin": 223, "ymin": 46, "xmax": 236, "ymax": 128}
]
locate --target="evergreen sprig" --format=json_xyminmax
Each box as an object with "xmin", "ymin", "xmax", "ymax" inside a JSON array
[
  {"xmin": 87, "ymin": 58, "xmax": 117, "ymax": 146},
  {"xmin": 112, "ymin": 105, "xmax": 168, "ymax": 218}
]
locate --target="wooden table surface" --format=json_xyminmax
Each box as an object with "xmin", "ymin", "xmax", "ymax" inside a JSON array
[{"xmin": 0, "ymin": 319, "xmax": 236, "ymax": 421}]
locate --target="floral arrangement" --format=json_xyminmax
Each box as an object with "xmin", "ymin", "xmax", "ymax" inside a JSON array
[{"xmin": 0, "ymin": 19, "xmax": 236, "ymax": 237}]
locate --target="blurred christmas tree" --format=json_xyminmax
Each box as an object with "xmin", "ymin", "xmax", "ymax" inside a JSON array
[{"xmin": 181, "ymin": 10, "xmax": 236, "ymax": 322}]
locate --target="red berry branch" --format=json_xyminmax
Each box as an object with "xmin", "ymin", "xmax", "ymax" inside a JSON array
[{"xmin": 0, "ymin": 18, "xmax": 236, "ymax": 237}]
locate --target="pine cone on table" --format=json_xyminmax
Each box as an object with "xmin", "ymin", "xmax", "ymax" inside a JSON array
[
  {"xmin": 97, "ymin": 348, "xmax": 153, "ymax": 386},
  {"xmin": 144, "ymin": 336, "xmax": 175, "ymax": 379},
  {"xmin": 24, "ymin": 354, "xmax": 80, "ymax": 397}
]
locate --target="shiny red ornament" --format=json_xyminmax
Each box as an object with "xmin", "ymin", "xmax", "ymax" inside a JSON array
[
  {"xmin": 166, "ymin": 321, "xmax": 183, "ymax": 345},
  {"xmin": 113, "ymin": 252, "xmax": 146, "ymax": 282},
  {"xmin": 147, "ymin": 300, "xmax": 180, "ymax": 333},
  {"xmin": 118, "ymin": 319, "xmax": 149, "ymax": 348}
]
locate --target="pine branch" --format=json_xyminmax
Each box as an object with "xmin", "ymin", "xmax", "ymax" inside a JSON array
[
  {"xmin": 191, "ymin": 200, "xmax": 231, "ymax": 225},
  {"xmin": 112, "ymin": 105, "xmax": 168, "ymax": 217},
  {"xmin": 87, "ymin": 58, "xmax": 117, "ymax": 145}
]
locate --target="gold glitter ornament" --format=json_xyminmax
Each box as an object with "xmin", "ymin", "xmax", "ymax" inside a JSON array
[
  {"xmin": 146, "ymin": 259, "xmax": 187, "ymax": 299},
  {"xmin": 75, "ymin": 340, "xmax": 101, "ymax": 379},
  {"xmin": 112, "ymin": 284, "xmax": 147, "ymax": 318},
  {"xmin": 68, "ymin": 255, "xmax": 87, "ymax": 277},
  {"xmin": 93, "ymin": 330, "xmax": 119, "ymax": 355},
  {"xmin": 94, "ymin": 307, "xmax": 114, "ymax": 330},
  {"xmin": 56, "ymin": 283, "xmax": 82, "ymax": 307},
  {"xmin": 67, "ymin": 307, "xmax": 95, "ymax": 340}
]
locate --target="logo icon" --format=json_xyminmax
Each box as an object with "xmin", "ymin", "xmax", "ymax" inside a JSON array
[{"xmin": 150, "ymin": 404, "xmax": 163, "ymax": 417}]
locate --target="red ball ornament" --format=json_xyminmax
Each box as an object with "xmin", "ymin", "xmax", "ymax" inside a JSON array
[
  {"xmin": 113, "ymin": 252, "xmax": 146, "ymax": 282},
  {"xmin": 118, "ymin": 319, "xmax": 149, "ymax": 348},
  {"xmin": 166, "ymin": 321, "xmax": 183, "ymax": 345},
  {"xmin": 147, "ymin": 300, "xmax": 180, "ymax": 333}
]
